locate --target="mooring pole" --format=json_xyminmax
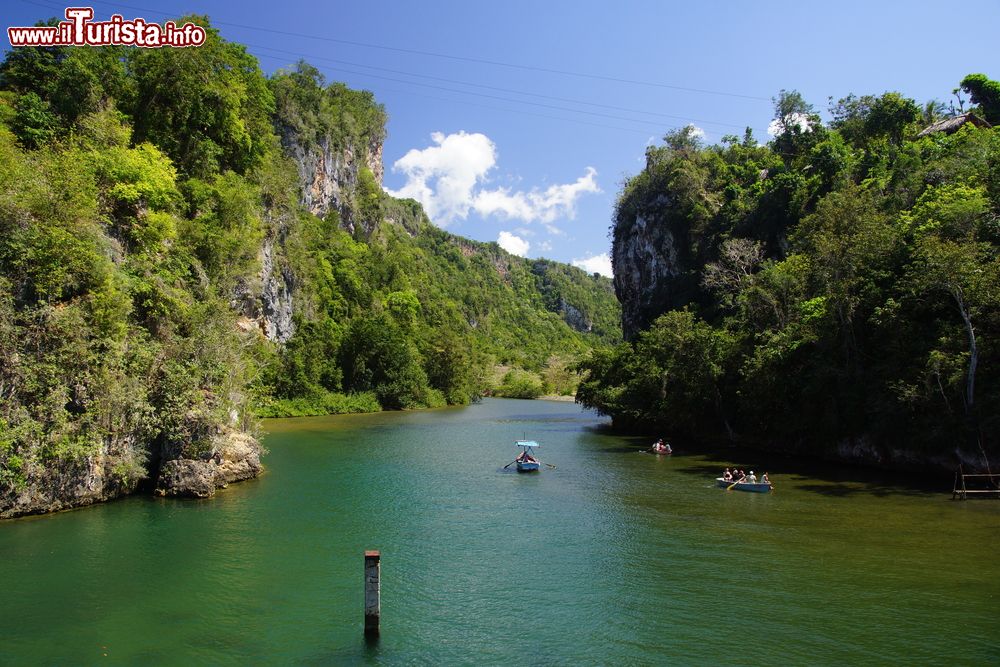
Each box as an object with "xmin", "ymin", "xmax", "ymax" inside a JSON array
[{"xmin": 364, "ymin": 550, "xmax": 380, "ymax": 638}]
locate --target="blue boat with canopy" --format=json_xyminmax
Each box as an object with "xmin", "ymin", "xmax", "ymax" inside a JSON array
[{"xmin": 514, "ymin": 440, "xmax": 541, "ymax": 472}]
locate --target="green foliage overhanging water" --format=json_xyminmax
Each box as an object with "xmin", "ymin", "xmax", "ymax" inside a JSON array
[{"xmin": 578, "ymin": 84, "xmax": 1000, "ymax": 468}]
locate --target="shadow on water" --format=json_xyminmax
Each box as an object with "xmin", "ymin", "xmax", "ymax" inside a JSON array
[
  {"xmin": 669, "ymin": 448, "xmax": 942, "ymax": 497},
  {"xmin": 585, "ymin": 432, "xmax": 658, "ymax": 455},
  {"xmin": 582, "ymin": 423, "xmax": 946, "ymax": 498}
]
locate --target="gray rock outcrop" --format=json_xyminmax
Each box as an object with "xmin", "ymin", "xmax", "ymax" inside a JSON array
[
  {"xmin": 155, "ymin": 431, "xmax": 262, "ymax": 499},
  {"xmin": 0, "ymin": 450, "xmax": 140, "ymax": 520},
  {"xmin": 613, "ymin": 202, "xmax": 692, "ymax": 340}
]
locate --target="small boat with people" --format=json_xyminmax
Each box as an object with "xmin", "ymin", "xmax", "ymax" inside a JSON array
[
  {"xmin": 513, "ymin": 440, "xmax": 541, "ymax": 472},
  {"xmin": 717, "ymin": 468, "xmax": 772, "ymax": 493},
  {"xmin": 650, "ymin": 438, "xmax": 672, "ymax": 455}
]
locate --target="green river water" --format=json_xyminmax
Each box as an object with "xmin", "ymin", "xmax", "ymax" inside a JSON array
[{"xmin": 2, "ymin": 398, "xmax": 998, "ymax": 665}]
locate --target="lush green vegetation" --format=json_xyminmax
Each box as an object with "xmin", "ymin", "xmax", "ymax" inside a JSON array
[
  {"xmin": 579, "ymin": 81, "xmax": 1000, "ymax": 463},
  {"xmin": 0, "ymin": 19, "xmax": 618, "ymax": 496}
]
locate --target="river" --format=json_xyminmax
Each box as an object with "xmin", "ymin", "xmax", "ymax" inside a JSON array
[{"xmin": 1, "ymin": 398, "xmax": 998, "ymax": 665}]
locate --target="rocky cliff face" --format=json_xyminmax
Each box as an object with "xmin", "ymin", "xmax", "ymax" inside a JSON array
[
  {"xmin": 233, "ymin": 228, "xmax": 295, "ymax": 344},
  {"xmin": 155, "ymin": 430, "xmax": 262, "ymax": 499},
  {"xmin": 2, "ymin": 406, "xmax": 264, "ymax": 519},
  {"xmin": 281, "ymin": 127, "xmax": 384, "ymax": 234},
  {"xmin": 229, "ymin": 122, "xmax": 386, "ymax": 346},
  {"xmin": 0, "ymin": 441, "xmax": 142, "ymax": 520},
  {"xmin": 612, "ymin": 194, "xmax": 696, "ymax": 340},
  {"xmin": 559, "ymin": 298, "xmax": 593, "ymax": 333}
]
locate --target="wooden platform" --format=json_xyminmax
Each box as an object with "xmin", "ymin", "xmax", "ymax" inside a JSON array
[{"xmin": 952, "ymin": 467, "xmax": 1000, "ymax": 500}]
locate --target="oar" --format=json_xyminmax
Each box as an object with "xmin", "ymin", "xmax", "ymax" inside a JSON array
[
  {"xmin": 727, "ymin": 479, "xmax": 742, "ymax": 490},
  {"xmin": 503, "ymin": 460, "xmax": 519, "ymax": 470},
  {"xmin": 543, "ymin": 462, "xmax": 556, "ymax": 469}
]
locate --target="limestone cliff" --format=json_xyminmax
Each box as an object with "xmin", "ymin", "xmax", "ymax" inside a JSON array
[
  {"xmin": 613, "ymin": 201, "xmax": 691, "ymax": 340},
  {"xmin": 280, "ymin": 126, "xmax": 385, "ymax": 235},
  {"xmin": 232, "ymin": 221, "xmax": 296, "ymax": 344},
  {"xmin": 155, "ymin": 430, "xmax": 262, "ymax": 499},
  {"xmin": 0, "ymin": 439, "xmax": 142, "ymax": 520}
]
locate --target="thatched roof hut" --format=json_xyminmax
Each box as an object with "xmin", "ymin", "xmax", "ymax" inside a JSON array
[{"xmin": 917, "ymin": 112, "xmax": 992, "ymax": 137}]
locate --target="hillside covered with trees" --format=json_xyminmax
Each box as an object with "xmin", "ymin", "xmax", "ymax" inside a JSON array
[
  {"xmin": 578, "ymin": 78, "xmax": 1000, "ymax": 470},
  {"xmin": 0, "ymin": 17, "xmax": 618, "ymax": 516}
]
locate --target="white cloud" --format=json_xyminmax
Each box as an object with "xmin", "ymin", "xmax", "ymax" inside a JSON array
[
  {"xmin": 474, "ymin": 167, "xmax": 599, "ymax": 224},
  {"xmin": 384, "ymin": 131, "xmax": 495, "ymax": 224},
  {"xmin": 767, "ymin": 112, "xmax": 813, "ymax": 137},
  {"xmin": 536, "ymin": 240, "xmax": 553, "ymax": 253},
  {"xmin": 385, "ymin": 131, "xmax": 600, "ymax": 228},
  {"xmin": 572, "ymin": 252, "xmax": 613, "ymax": 278},
  {"xmin": 497, "ymin": 231, "xmax": 530, "ymax": 257},
  {"xmin": 687, "ymin": 124, "xmax": 705, "ymax": 139}
]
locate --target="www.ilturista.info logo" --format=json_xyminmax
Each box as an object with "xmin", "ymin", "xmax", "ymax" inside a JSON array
[{"xmin": 7, "ymin": 7, "xmax": 206, "ymax": 48}]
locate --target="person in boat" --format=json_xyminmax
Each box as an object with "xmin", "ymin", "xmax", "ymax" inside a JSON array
[
  {"xmin": 748, "ymin": 470, "xmax": 757, "ymax": 484},
  {"xmin": 663, "ymin": 442, "xmax": 672, "ymax": 454},
  {"xmin": 723, "ymin": 468, "xmax": 732, "ymax": 482},
  {"xmin": 762, "ymin": 472, "xmax": 770, "ymax": 485},
  {"xmin": 738, "ymin": 469, "xmax": 746, "ymax": 481}
]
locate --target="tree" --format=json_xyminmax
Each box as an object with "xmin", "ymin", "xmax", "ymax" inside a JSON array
[
  {"xmin": 771, "ymin": 89, "xmax": 816, "ymax": 136},
  {"xmin": 0, "ymin": 39, "xmax": 133, "ymax": 129},
  {"xmin": 960, "ymin": 73, "xmax": 1000, "ymax": 125},
  {"xmin": 339, "ymin": 313, "xmax": 429, "ymax": 409},
  {"xmin": 702, "ymin": 237, "xmax": 765, "ymax": 309},
  {"xmin": 130, "ymin": 17, "xmax": 274, "ymax": 177},
  {"xmin": 9, "ymin": 92, "xmax": 56, "ymax": 149},
  {"xmin": 770, "ymin": 90, "xmax": 824, "ymax": 165},
  {"xmin": 911, "ymin": 238, "xmax": 996, "ymax": 415},
  {"xmin": 830, "ymin": 92, "xmax": 920, "ymax": 146},
  {"xmin": 663, "ymin": 125, "xmax": 704, "ymax": 152}
]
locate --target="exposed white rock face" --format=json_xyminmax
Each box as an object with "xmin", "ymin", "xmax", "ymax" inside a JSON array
[
  {"xmin": 230, "ymin": 231, "xmax": 295, "ymax": 344},
  {"xmin": 281, "ymin": 128, "xmax": 384, "ymax": 234},
  {"xmin": 258, "ymin": 235, "xmax": 294, "ymax": 343}
]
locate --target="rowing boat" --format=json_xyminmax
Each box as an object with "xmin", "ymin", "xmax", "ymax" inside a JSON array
[
  {"xmin": 716, "ymin": 477, "xmax": 772, "ymax": 493},
  {"xmin": 515, "ymin": 440, "xmax": 540, "ymax": 472}
]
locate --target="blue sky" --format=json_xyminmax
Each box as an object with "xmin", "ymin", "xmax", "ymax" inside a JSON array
[{"xmin": 4, "ymin": 0, "xmax": 1000, "ymax": 275}]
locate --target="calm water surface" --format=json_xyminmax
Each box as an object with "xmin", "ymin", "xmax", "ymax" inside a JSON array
[{"xmin": 2, "ymin": 399, "xmax": 998, "ymax": 665}]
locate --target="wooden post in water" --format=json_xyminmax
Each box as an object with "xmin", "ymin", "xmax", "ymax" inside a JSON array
[{"xmin": 364, "ymin": 550, "xmax": 380, "ymax": 638}]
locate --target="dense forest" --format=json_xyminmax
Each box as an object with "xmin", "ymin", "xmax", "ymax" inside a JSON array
[
  {"xmin": 0, "ymin": 17, "xmax": 618, "ymax": 515},
  {"xmin": 577, "ymin": 78, "xmax": 1000, "ymax": 470}
]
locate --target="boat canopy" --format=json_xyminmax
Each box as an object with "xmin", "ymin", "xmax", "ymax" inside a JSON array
[{"xmin": 515, "ymin": 440, "xmax": 540, "ymax": 448}]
